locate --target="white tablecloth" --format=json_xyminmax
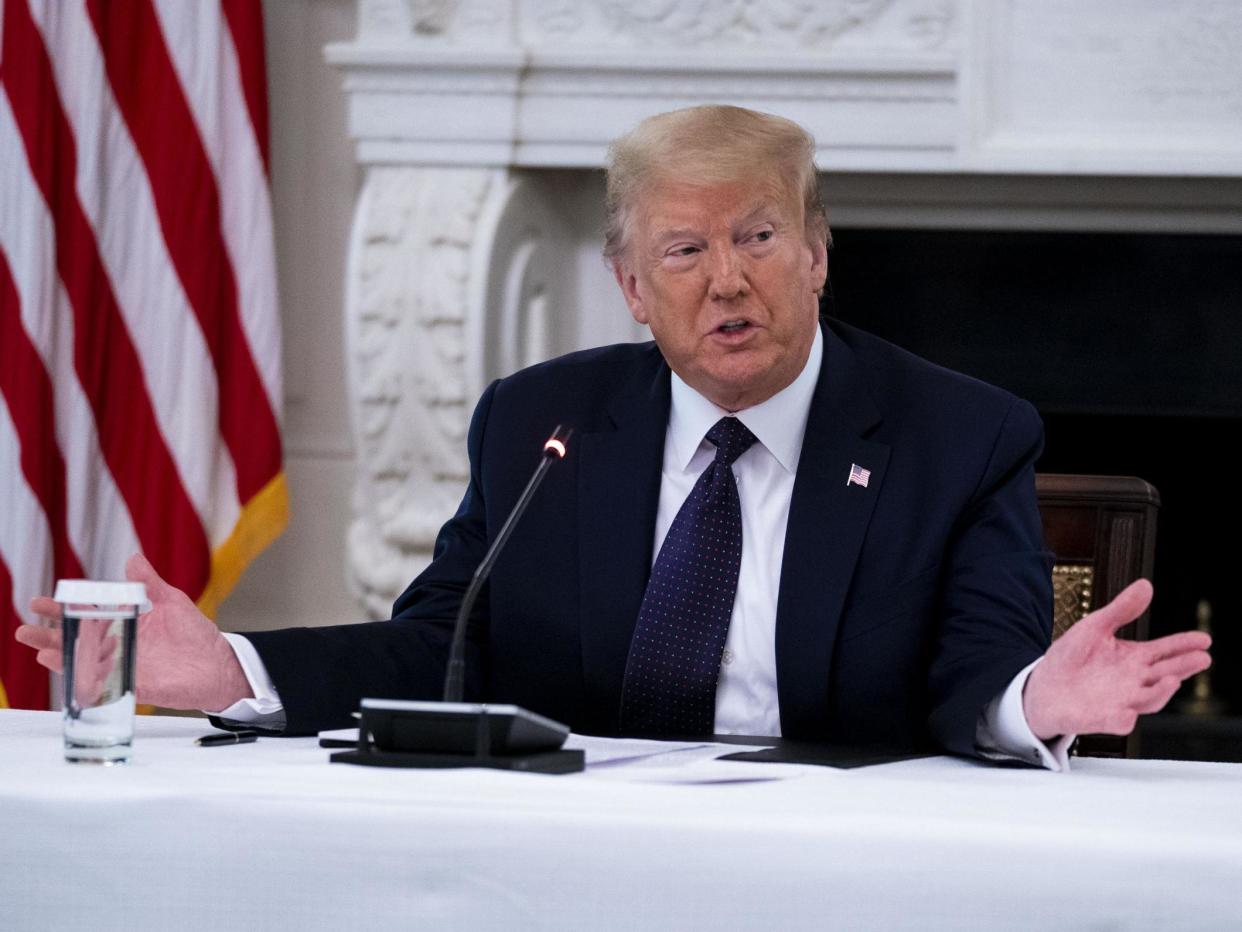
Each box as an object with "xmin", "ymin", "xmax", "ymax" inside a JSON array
[{"xmin": 2, "ymin": 709, "xmax": 1240, "ymax": 931}]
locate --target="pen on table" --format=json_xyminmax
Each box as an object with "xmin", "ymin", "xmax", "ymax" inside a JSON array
[{"xmin": 196, "ymin": 730, "xmax": 258, "ymax": 747}]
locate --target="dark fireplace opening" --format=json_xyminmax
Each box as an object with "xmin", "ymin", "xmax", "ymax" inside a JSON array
[{"xmin": 823, "ymin": 226, "xmax": 1242, "ymax": 754}]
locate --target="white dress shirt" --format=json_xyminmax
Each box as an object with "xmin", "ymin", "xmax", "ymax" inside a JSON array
[
  {"xmin": 657, "ymin": 326, "xmax": 821, "ymax": 737},
  {"xmin": 218, "ymin": 326, "xmax": 1073, "ymax": 769}
]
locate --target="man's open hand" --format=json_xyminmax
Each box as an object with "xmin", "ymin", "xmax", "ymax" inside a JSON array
[
  {"xmin": 1023, "ymin": 579, "xmax": 1211, "ymax": 741},
  {"xmin": 14, "ymin": 553, "xmax": 254, "ymax": 712}
]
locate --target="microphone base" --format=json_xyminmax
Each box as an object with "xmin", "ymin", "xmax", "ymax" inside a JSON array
[
  {"xmin": 329, "ymin": 747, "xmax": 585, "ymax": 773},
  {"xmin": 327, "ymin": 698, "xmax": 585, "ymax": 774}
]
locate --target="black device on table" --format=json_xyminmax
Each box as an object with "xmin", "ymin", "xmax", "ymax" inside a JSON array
[{"xmin": 330, "ymin": 427, "xmax": 585, "ymax": 774}]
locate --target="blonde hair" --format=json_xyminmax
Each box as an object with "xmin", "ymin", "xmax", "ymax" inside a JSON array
[{"xmin": 603, "ymin": 105, "xmax": 829, "ymax": 263}]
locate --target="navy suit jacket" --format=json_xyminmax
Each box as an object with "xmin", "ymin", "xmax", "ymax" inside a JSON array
[{"xmin": 245, "ymin": 319, "xmax": 1052, "ymax": 755}]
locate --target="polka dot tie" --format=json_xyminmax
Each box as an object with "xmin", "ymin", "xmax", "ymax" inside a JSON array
[{"xmin": 619, "ymin": 416, "xmax": 758, "ymax": 736}]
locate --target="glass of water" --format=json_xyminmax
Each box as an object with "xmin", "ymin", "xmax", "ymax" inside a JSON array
[{"xmin": 54, "ymin": 580, "xmax": 148, "ymax": 765}]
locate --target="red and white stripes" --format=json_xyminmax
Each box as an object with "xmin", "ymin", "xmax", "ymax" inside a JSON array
[{"xmin": 0, "ymin": 0, "xmax": 286, "ymax": 709}]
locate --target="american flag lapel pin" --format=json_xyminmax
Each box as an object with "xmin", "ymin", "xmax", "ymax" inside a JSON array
[{"xmin": 847, "ymin": 463, "xmax": 871, "ymax": 488}]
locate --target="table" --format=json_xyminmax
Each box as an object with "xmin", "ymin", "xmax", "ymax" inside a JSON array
[{"xmin": 2, "ymin": 709, "xmax": 1241, "ymax": 930}]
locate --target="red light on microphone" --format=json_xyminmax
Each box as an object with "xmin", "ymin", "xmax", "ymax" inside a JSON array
[{"xmin": 543, "ymin": 424, "xmax": 571, "ymax": 459}]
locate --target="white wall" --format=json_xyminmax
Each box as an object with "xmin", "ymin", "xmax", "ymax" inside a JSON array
[{"xmin": 216, "ymin": 0, "xmax": 361, "ymax": 634}]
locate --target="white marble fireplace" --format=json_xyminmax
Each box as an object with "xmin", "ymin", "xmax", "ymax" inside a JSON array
[{"xmin": 326, "ymin": 0, "xmax": 1242, "ymax": 617}]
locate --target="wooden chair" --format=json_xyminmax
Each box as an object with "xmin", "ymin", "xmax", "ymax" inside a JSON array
[{"xmin": 1035, "ymin": 474, "xmax": 1160, "ymax": 758}]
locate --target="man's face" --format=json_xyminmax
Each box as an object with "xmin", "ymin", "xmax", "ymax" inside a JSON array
[{"xmin": 613, "ymin": 178, "xmax": 828, "ymax": 411}]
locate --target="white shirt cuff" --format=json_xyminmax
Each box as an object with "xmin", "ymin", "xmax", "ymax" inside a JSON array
[
  {"xmin": 976, "ymin": 659, "xmax": 1075, "ymax": 772},
  {"xmin": 210, "ymin": 633, "xmax": 286, "ymax": 729}
]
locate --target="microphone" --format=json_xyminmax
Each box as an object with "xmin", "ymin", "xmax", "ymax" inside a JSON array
[
  {"xmin": 331, "ymin": 425, "xmax": 585, "ymax": 774},
  {"xmin": 443, "ymin": 425, "xmax": 571, "ymax": 703}
]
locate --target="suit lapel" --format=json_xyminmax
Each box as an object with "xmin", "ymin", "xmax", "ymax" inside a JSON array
[
  {"xmin": 577, "ymin": 351, "xmax": 670, "ymax": 733},
  {"xmin": 776, "ymin": 322, "xmax": 890, "ymax": 738}
]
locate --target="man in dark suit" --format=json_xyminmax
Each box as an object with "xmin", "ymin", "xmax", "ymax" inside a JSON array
[
  {"xmin": 17, "ymin": 106, "xmax": 1210, "ymax": 766},
  {"xmin": 240, "ymin": 320, "xmax": 1049, "ymax": 757}
]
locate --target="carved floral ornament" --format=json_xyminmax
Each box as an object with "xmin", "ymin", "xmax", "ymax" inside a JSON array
[
  {"xmin": 360, "ymin": 0, "xmax": 957, "ymax": 51},
  {"xmin": 346, "ymin": 168, "xmax": 499, "ymax": 617}
]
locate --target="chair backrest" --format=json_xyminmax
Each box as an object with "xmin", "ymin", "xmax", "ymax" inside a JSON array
[{"xmin": 1035, "ymin": 474, "xmax": 1160, "ymax": 758}]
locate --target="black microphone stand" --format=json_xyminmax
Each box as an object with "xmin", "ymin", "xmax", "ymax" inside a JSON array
[{"xmin": 331, "ymin": 427, "xmax": 585, "ymax": 774}]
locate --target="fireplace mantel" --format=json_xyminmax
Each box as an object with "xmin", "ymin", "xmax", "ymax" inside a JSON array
[
  {"xmin": 327, "ymin": 0, "xmax": 1242, "ymax": 615},
  {"xmin": 329, "ymin": 0, "xmax": 1242, "ymax": 176}
]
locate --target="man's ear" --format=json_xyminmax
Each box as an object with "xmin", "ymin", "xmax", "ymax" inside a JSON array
[
  {"xmin": 808, "ymin": 236, "xmax": 828, "ymax": 294},
  {"xmin": 612, "ymin": 260, "xmax": 649, "ymax": 325}
]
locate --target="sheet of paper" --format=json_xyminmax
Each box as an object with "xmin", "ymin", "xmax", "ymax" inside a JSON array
[
  {"xmin": 563, "ymin": 733, "xmax": 721, "ymax": 766},
  {"xmin": 564, "ymin": 734, "xmax": 807, "ymax": 783},
  {"xmin": 586, "ymin": 759, "xmax": 808, "ymax": 784}
]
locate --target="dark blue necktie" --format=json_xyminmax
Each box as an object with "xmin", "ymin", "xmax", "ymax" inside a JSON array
[{"xmin": 620, "ymin": 416, "xmax": 759, "ymax": 736}]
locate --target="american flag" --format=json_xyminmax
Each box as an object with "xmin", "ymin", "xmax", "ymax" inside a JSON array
[
  {"xmin": 848, "ymin": 463, "xmax": 871, "ymax": 488},
  {"xmin": 0, "ymin": 0, "xmax": 286, "ymax": 709}
]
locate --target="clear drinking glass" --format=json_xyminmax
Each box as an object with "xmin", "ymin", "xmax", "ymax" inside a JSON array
[{"xmin": 54, "ymin": 580, "xmax": 148, "ymax": 765}]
